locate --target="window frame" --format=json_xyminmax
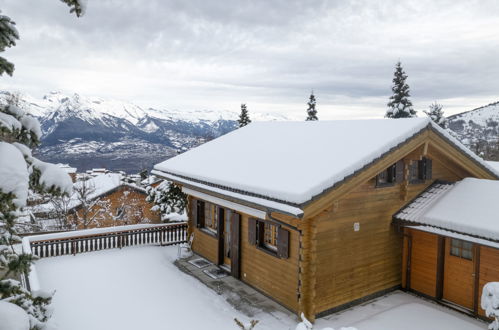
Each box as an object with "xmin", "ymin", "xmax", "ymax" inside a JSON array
[
  {"xmin": 200, "ymin": 202, "xmax": 218, "ymax": 236},
  {"xmin": 450, "ymin": 238, "xmax": 473, "ymax": 260},
  {"xmin": 376, "ymin": 163, "xmax": 396, "ymax": 188},
  {"xmin": 409, "ymin": 157, "xmax": 432, "ymax": 184},
  {"xmin": 256, "ymin": 220, "xmax": 280, "ymax": 256}
]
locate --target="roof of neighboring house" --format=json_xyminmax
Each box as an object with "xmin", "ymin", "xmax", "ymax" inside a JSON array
[
  {"xmin": 153, "ymin": 118, "xmax": 499, "ymax": 214},
  {"xmin": 32, "ymin": 173, "xmax": 147, "ymax": 214},
  {"xmin": 394, "ymin": 178, "xmax": 499, "ymax": 241}
]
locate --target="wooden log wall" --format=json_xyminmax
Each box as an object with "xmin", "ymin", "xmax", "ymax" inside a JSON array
[
  {"xmin": 29, "ymin": 223, "xmax": 188, "ymax": 258},
  {"xmin": 311, "ymin": 141, "xmax": 475, "ymax": 316}
]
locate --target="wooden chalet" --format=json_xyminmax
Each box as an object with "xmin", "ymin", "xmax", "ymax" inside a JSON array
[{"xmin": 152, "ymin": 118, "xmax": 499, "ymax": 321}]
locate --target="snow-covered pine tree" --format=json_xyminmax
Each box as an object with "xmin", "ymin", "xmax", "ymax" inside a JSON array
[
  {"xmin": 1, "ymin": 3, "xmax": 82, "ymax": 328},
  {"xmin": 238, "ymin": 104, "xmax": 251, "ymax": 127},
  {"xmin": 305, "ymin": 92, "xmax": 318, "ymax": 121},
  {"xmin": 424, "ymin": 102, "xmax": 446, "ymax": 128},
  {"xmin": 385, "ymin": 61, "xmax": 416, "ymax": 118},
  {"xmin": 0, "ymin": 94, "xmax": 73, "ymax": 329},
  {"xmin": 146, "ymin": 181, "xmax": 187, "ymax": 221}
]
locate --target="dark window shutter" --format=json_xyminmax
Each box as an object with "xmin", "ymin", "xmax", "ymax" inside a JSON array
[
  {"xmin": 277, "ymin": 227, "xmax": 289, "ymax": 259},
  {"xmin": 191, "ymin": 198, "xmax": 198, "ymax": 227},
  {"xmin": 395, "ymin": 160, "xmax": 404, "ymax": 183},
  {"xmin": 197, "ymin": 200, "xmax": 205, "ymax": 228},
  {"xmin": 248, "ymin": 218, "xmax": 257, "ymax": 245},
  {"xmin": 418, "ymin": 159, "xmax": 426, "ymax": 180},
  {"xmin": 425, "ymin": 158, "xmax": 433, "ymax": 180}
]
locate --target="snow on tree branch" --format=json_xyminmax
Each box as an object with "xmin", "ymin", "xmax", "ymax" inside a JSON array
[{"xmin": 482, "ymin": 282, "xmax": 499, "ymax": 330}]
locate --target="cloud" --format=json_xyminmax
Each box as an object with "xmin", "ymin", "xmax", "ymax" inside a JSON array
[{"xmin": 0, "ymin": 0, "xmax": 498, "ymax": 119}]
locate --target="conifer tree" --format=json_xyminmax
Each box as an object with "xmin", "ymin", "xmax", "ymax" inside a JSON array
[
  {"xmin": 0, "ymin": 2, "xmax": 83, "ymax": 327},
  {"xmin": 386, "ymin": 61, "xmax": 416, "ymax": 118},
  {"xmin": 238, "ymin": 103, "xmax": 251, "ymax": 127},
  {"xmin": 424, "ymin": 101, "xmax": 446, "ymax": 128},
  {"xmin": 146, "ymin": 181, "xmax": 187, "ymax": 221},
  {"xmin": 305, "ymin": 92, "xmax": 318, "ymax": 121}
]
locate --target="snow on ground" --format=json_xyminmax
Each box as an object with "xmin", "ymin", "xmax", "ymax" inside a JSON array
[
  {"xmin": 36, "ymin": 246, "xmax": 486, "ymax": 330},
  {"xmin": 315, "ymin": 292, "xmax": 485, "ymax": 330},
  {"xmin": 36, "ymin": 246, "xmax": 295, "ymax": 330}
]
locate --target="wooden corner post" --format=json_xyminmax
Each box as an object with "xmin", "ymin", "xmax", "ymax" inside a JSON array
[{"xmin": 298, "ymin": 216, "xmax": 317, "ymax": 322}]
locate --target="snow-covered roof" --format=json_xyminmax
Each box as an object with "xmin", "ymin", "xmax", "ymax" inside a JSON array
[
  {"xmin": 395, "ymin": 178, "xmax": 499, "ymax": 241},
  {"xmin": 32, "ymin": 173, "xmax": 146, "ymax": 213},
  {"xmin": 154, "ymin": 118, "xmax": 498, "ymax": 209},
  {"xmin": 487, "ymin": 161, "xmax": 499, "ymax": 172}
]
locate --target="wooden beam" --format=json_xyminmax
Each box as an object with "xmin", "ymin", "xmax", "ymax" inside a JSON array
[
  {"xmin": 473, "ymin": 245, "xmax": 481, "ymax": 315},
  {"xmin": 423, "ymin": 141, "xmax": 429, "ymax": 156},
  {"xmin": 436, "ymin": 236, "xmax": 445, "ymax": 300}
]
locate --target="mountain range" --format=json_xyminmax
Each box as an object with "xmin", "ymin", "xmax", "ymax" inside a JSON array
[
  {"xmin": 447, "ymin": 101, "xmax": 499, "ymax": 160},
  {"xmin": 0, "ymin": 91, "xmax": 287, "ymax": 173},
  {"xmin": 1, "ymin": 90, "xmax": 498, "ymax": 173}
]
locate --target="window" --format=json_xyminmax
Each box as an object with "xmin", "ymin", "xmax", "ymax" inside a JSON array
[
  {"xmin": 248, "ymin": 218, "xmax": 289, "ymax": 258},
  {"xmin": 262, "ymin": 222, "xmax": 278, "ymax": 251},
  {"xmin": 409, "ymin": 157, "xmax": 432, "ymax": 184},
  {"xmin": 203, "ymin": 202, "xmax": 218, "ymax": 233},
  {"xmin": 376, "ymin": 160, "xmax": 404, "ymax": 187},
  {"xmin": 450, "ymin": 238, "xmax": 473, "ymax": 260},
  {"xmin": 376, "ymin": 164, "xmax": 396, "ymax": 187}
]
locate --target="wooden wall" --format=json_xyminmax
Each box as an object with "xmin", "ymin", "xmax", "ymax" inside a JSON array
[
  {"xmin": 478, "ymin": 246, "xmax": 499, "ymax": 317},
  {"xmin": 406, "ymin": 229, "xmax": 439, "ymax": 297},
  {"xmin": 311, "ymin": 142, "xmax": 474, "ymax": 316},
  {"xmin": 240, "ymin": 213, "xmax": 300, "ymax": 311},
  {"xmin": 186, "ymin": 196, "xmax": 300, "ymax": 312}
]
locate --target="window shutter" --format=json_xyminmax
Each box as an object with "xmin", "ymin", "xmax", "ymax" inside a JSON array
[
  {"xmin": 277, "ymin": 227, "xmax": 289, "ymax": 259},
  {"xmin": 418, "ymin": 159, "xmax": 426, "ymax": 180},
  {"xmin": 395, "ymin": 160, "xmax": 404, "ymax": 183},
  {"xmin": 191, "ymin": 198, "xmax": 198, "ymax": 227},
  {"xmin": 248, "ymin": 218, "xmax": 257, "ymax": 245},
  {"xmin": 197, "ymin": 200, "xmax": 205, "ymax": 228},
  {"xmin": 425, "ymin": 158, "xmax": 433, "ymax": 180}
]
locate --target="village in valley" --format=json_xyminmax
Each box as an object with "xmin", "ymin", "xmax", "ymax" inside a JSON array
[{"xmin": 1, "ymin": 1, "xmax": 499, "ymax": 330}]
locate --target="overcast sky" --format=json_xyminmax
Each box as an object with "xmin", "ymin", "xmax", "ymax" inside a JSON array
[{"xmin": 1, "ymin": 0, "xmax": 498, "ymax": 119}]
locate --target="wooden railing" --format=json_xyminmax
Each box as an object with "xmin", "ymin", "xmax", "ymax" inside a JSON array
[{"xmin": 29, "ymin": 223, "xmax": 188, "ymax": 258}]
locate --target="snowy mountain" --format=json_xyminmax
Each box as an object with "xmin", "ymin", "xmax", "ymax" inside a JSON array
[
  {"xmin": 0, "ymin": 91, "xmax": 287, "ymax": 173},
  {"xmin": 447, "ymin": 101, "xmax": 499, "ymax": 160}
]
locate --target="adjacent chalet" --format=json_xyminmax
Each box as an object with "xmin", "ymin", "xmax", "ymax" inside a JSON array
[
  {"xmin": 34, "ymin": 173, "xmax": 161, "ymax": 229},
  {"xmin": 394, "ymin": 178, "xmax": 499, "ymax": 317},
  {"xmin": 152, "ymin": 118, "xmax": 499, "ymax": 321}
]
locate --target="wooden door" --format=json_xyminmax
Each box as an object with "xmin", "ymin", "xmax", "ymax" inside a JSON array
[
  {"xmin": 230, "ymin": 212, "xmax": 241, "ymax": 278},
  {"xmin": 443, "ymin": 238, "xmax": 475, "ymax": 310}
]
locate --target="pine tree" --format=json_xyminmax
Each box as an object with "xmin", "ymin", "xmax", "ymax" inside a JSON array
[
  {"xmin": 0, "ymin": 1, "xmax": 84, "ymax": 76},
  {"xmin": 386, "ymin": 61, "xmax": 416, "ymax": 118},
  {"xmin": 1, "ymin": 94, "xmax": 73, "ymax": 329},
  {"xmin": 238, "ymin": 104, "xmax": 251, "ymax": 127},
  {"xmin": 0, "ymin": 3, "xmax": 83, "ymax": 328},
  {"xmin": 424, "ymin": 102, "xmax": 446, "ymax": 128},
  {"xmin": 146, "ymin": 181, "xmax": 187, "ymax": 221},
  {"xmin": 305, "ymin": 92, "xmax": 318, "ymax": 121}
]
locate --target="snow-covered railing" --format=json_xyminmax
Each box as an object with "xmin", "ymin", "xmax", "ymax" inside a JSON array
[{"xmin": 24, "ymin": 223, "xmax": 188, "ymax": 259}]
